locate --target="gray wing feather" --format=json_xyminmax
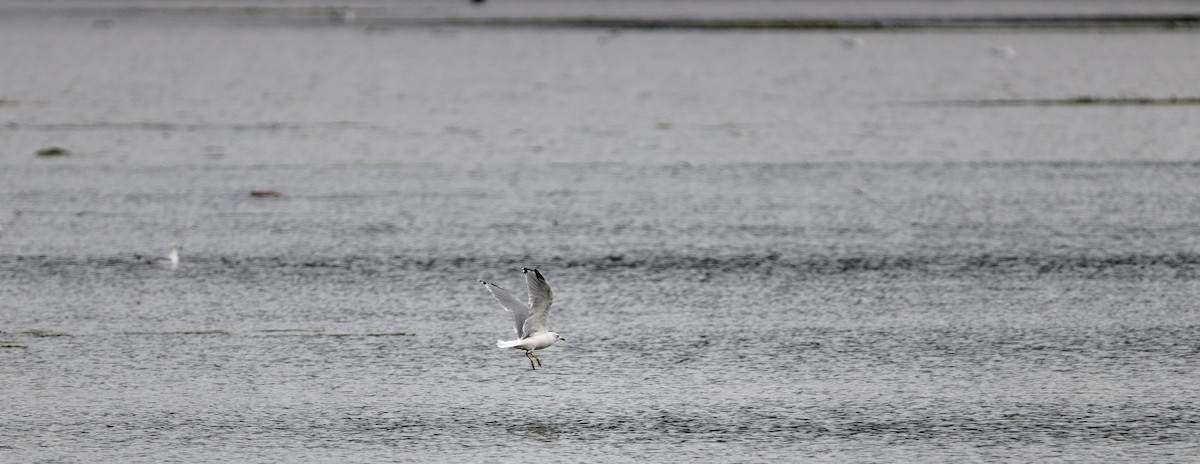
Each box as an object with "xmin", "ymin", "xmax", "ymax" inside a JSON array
[
  {"xmin": 481, "ymin": 280, "xmax": 531, "ymax": 337},
  {"xmin": 521, "ymin": 268, "xmax": 553, "ymax": 336}
]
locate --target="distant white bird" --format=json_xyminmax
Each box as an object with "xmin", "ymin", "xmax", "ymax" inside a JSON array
[
  {"xmin": 331, "ymin": 7, "xmax": 356, "ymax": 23},
  {"xmin": 989, "ymin": 45, "xmax": 1016, "ymax": 58},
  {"xmin": 479, "ymin": 268, "xmax": 565, "ymax": 369},
  {"xmin": 136, "ymin": 244, "xmax": 181, "ymax": 270}
]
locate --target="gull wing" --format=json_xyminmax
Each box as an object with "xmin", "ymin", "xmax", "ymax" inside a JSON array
[
  {"xmin": 521, "ymin": 268, "xmax": 554, "ymax": 336},
  {"xmin": 480, "ymin": 280, "xmax": 530, "ymax": 337}
]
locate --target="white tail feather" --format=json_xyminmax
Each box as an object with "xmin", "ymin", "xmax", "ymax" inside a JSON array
[{"xmin": 496, "ymin": 339, "xmax": 523, "ymax": 348}]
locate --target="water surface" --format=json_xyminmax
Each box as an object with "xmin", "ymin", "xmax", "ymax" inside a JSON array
[{"xmin": 2, "ymin": 3, "xmax": 1199, "ymax": 462}]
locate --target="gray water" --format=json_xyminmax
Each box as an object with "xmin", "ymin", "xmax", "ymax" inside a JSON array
[{"xmin": 3, "ymin": 2, "xmax": 1200, "ymax": 462}]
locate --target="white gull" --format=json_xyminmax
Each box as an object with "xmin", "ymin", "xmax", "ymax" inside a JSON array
[
  {"xmin": 136, "ymin": 244, "xmax": 181, "ymax": 270},
  {"xmin": 479, "ymin": 268, "xmax": 565, "ymax": 369}
]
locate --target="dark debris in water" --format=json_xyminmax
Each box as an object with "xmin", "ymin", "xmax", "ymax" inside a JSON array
[
  {"xmin": 21, "ymin": 330, "xmax": 71, "ymax": 338},
  {"xmin": 34, "ymin": 147, "xmax": 71, "ymax": 157}
]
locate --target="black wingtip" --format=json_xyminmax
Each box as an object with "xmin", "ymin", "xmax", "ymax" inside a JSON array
[{"xmin": 522, "ymin": 267, "xmax": 533, "ymax": 273}]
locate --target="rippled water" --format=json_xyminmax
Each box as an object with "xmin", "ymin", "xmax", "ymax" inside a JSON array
[{"xmin": 3, "ymin": 2, "xmax": 1200, "ymax": 462}]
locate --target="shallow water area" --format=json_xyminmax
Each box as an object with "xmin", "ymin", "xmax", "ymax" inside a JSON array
[{"xmin": 3, "ymin": 1, "xmax": 1200, "ymax": 462}]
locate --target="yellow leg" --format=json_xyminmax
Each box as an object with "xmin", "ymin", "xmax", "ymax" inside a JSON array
[
  {"xmin": 531, "ymin": 351, "xmax": 543, "ymax": 367},
  {"xmin": 525, "ymin": 351, "xmax": 537, "ymax": 369}
]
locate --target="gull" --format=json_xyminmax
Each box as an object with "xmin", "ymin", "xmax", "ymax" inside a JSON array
[
  {"xmin": 329, "ymin": 7, "xmax": 356, "ymax": 23},
  {"xmin": 989, "ymin": 45, "xmax": 1016, "ymax": 59},
  {"xmin": 479, "ymin": 268, "xmax": 565, "ymax": 369},
  {"xmin": 135, "ymin": 244, "xmax": 181, "ymax": 270}
]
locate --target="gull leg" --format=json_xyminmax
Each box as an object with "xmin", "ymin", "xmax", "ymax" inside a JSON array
[
  {"xmin": 531, "ymin": 351, "xmax": 543, "ymax": 367},
  {"xmin": 525, "ymin": 351, "xmax": 537, "ymax": 370}
]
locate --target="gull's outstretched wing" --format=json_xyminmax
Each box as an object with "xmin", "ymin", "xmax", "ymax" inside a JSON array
[
  {"xmin": 521, "ymin": 268, "xmax": 553, "ymax": 336},
  {"xmin": 480, "ymin": 280, "xmax": 530, "ymax": 337}
]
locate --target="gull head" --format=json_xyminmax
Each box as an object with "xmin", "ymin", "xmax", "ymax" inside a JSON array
[{"xmin": 553, "ymin": 332, "xmax": 566, "ymax": 342}]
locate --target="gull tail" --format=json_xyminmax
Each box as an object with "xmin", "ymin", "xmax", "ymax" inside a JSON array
[{"xmin": 497, "ymin": 339, "xmax": 523, "ymax": 348}]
